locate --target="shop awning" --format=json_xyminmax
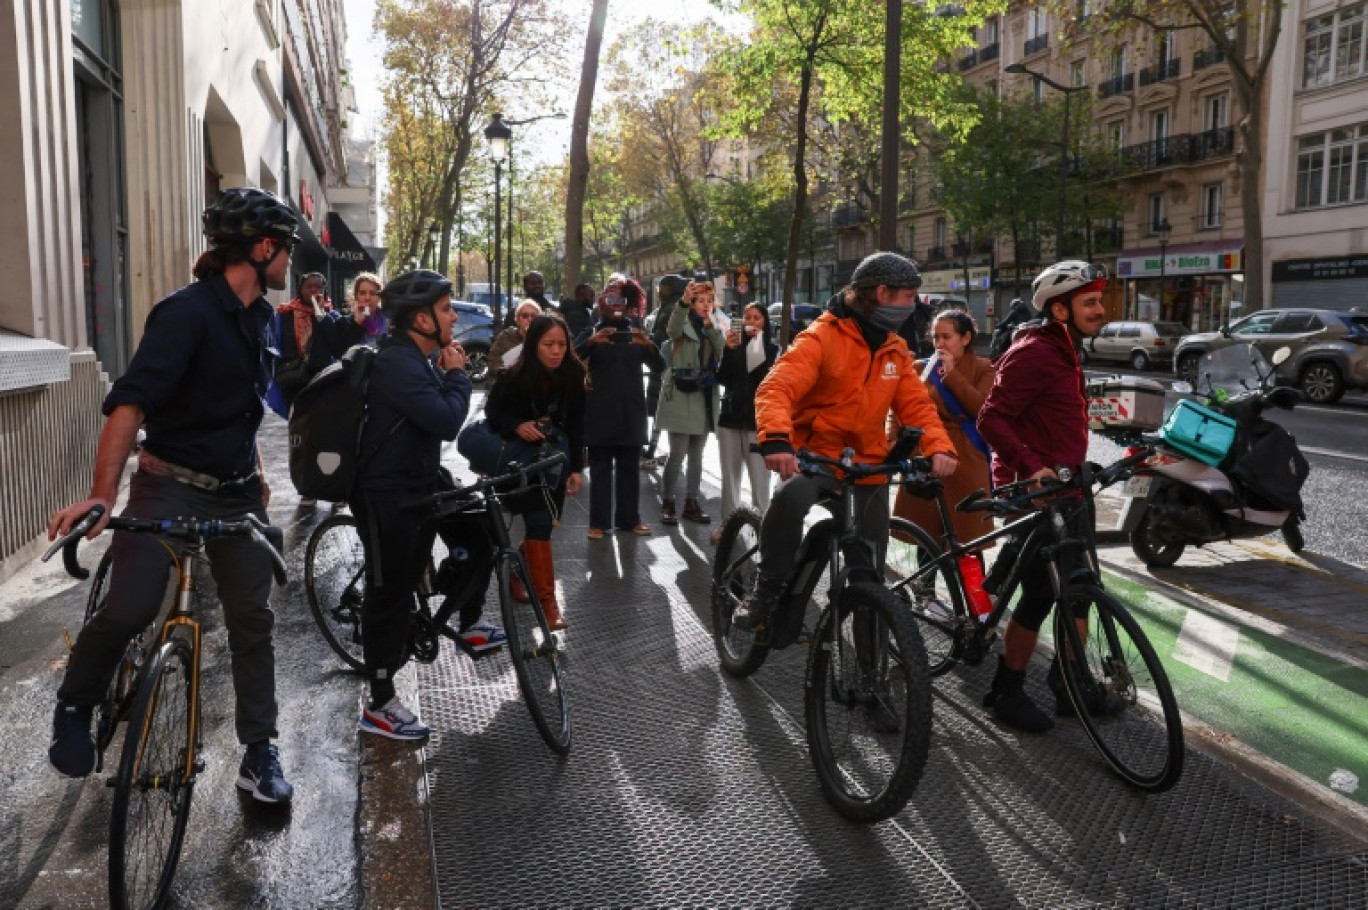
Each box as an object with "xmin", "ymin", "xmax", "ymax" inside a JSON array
[
  {"xmin": 1116, "ymin": 239, "xmax": 1242, "ymax": 278},
  {"xmin": 291, "ymin": 207, "xmax": 329, "ymax": 273},
  {"xmin": 325, "ymin": 212, "xmax": 377, "ymax": 274}
]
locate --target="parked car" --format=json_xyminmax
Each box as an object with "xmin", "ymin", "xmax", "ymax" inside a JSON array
[
  {"xmin": 463, "ymin": 283, "xmax": 516, "ymax": 317},
  {"xmin": 1082, "ymin": 320, "xmax": 1190, "ymax": 370},
  {"xmin": 1172, "ymin": 308, "xmax": 1368, "ymax": 404},
  {"xmin": 922, "ymin": 293, "xmax": 970, "ymax": 313},
  {"xmin": 451, "ymin": 300, "xmax": 495, "ymax": 382},
  {"xmin": 767, "ymin": 302, "xmax": 823, "ymax": 344}
]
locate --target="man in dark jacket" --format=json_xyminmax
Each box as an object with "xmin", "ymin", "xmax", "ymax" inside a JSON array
[
  {"xmin": 576, "ymin": 292, "xmax": 665, "ymax": 536},
  {"xmin": 977, "ymin": 260, "xmax": 1113, "ymax": 734},
  {"xmin": 350, "ymin": 269, "xmax": 480, "ymax": 742},
  {"xmin": 988, "ymin": 296, "xmax": 1036, "ymax": 361},
  {"xmin": 556, "ymin": 282, "xmax": 595, "ymax": 339}
]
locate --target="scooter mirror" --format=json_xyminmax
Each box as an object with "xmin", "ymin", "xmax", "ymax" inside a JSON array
[
  {"xmin": 1271, "ymin": 346, "xmax": 1292, "ymax": 366},
  {"xmin": 1171, "ymin": 381, "xmax": 1193, "ymax": 395}
]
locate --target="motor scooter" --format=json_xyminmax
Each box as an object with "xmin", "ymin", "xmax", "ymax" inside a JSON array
[{"xmin": 1118, "ymin": 344, "xmax": 1309, "ymax": 568}]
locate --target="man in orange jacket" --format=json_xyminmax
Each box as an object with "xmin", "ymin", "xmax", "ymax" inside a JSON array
[{"xmin": 732, "ymin": 252, "xmax": 959, "ymax": 631}]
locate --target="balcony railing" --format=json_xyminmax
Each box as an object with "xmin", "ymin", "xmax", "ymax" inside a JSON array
[
  {"xmin": 1097, "ymin": 72, "xmax": 1134, "ymax": 98},
  {"xmin": 1193, "ymin": 45, "xmax": 1226, "ymax": 70},
  {"xmin": 1139, "ymin": 58, "xmax": 1181, "ymax": 86},
  {"xmin": 1093, "ymin": 227, "xmax": 1124, "ymax": 253},
  {"xmin": 1117, "ymin": 127, "xmax": 1235, "ymax": 171},
  {"xmin": 832, "ymin": 202, "xmax": 869, "ymax": 229},
  {"xmin": 926, "ymin": 245, "xmax": 950, "ymax": 263},
  {"xmin": 1024, "ymin": 33, "xmax": 1049, "ymax": 56},
  {"xmin": 958, "ymin": 49, "xmax": 978, "ymax": 71},
  {"xmin": 958, "ymin": 42, "xmax": 1000, "ymax": 72},
  {"xmin": 980, "ymin": 43, "xmax": 1000, "ymax": 64}
]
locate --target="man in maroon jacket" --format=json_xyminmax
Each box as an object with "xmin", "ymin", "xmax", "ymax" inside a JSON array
[{"xmin": 976, "ymin": 261, "xmax": 1110, "ymax": 732}]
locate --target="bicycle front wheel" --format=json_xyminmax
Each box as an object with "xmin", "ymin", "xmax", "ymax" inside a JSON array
[
  {"xmin": 305, "ymin": 514, "xmax": 367, "ymax": 672},
  {"xmin": 710, "ymin": 507, "xmax": 770, "ymax": 677},
  {"xmin": 1053, "ymin": 585, "xmax": 1184, "ymax": 792},
  {"xmin": 805, "ymin": 581, "xmax": 934, "ymax": 822},
  {"xmin": 499, "ymin": 552, "xmax": 571, "ymax": 755},
  {"xmin": 109, "ymin": 639, "xmax": 196, "ymax": 910},
  {"xmin": 886, "ymin": 518, "xmax": 964, "ymax": 676}
]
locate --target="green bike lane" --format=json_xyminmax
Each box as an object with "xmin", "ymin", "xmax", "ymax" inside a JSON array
[{"xmin": 1100, "ymin": 567, "xmax": 1368, "ymax": 813}]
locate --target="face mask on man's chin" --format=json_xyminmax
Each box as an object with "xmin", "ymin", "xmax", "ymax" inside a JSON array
[{"xmin": 866, "ymin": 304, "xmax": 917, "ymax": 333}]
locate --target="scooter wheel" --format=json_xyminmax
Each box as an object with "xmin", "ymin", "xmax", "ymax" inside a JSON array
[{"xmin": 1130, "ymin": 512, "xmax": 1186, "ymax": 569}]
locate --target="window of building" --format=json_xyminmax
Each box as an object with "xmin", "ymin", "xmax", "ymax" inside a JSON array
[
  {"xmin": 1032, "ymin": 78, "xmax": 1045, "ymax": 103},
  {"xmin": 934, "ymin": 217, "xmax": 947, "ymax": 250},
  {"xmin": 1303, "ymin": 5, "xmax": 1367, "ymax": 87},
  {"xmin": 1296, "ymin": 123, "xmax": 1368, "ymax": 208},
  {"xmin": 1110, "ymin": 46, "xmax": 1128, "ymax": 79},
  {"xmin": 1201, "ymin": 183, "xmax": 1223, "ymax": 228},
  {"xmin": 1029, "ymin": 8, "xmax": 1046, "ymax": 38},
  {"xmin": 1071, "ymin": 60, "xmax": 1086, "ymax": 87},
  {"xmin": 983, "ymin": 17, "xmax": 999, "ymax": 45},
  {"xmin": 1205, "ymin": 93, "xmax": 1228, "ymax": 131},
  {"xmin": 1150, "ymin": 108, "xmax": 1170, "ymax": 142},
  {"xmin": 1107, "ymin": 120, "xmax": 1126, "ymax": 151},
  {"xmin": 1148, "ymin": 194, "xmax": 1166, "ymax": 232},
  {"xmin": 1156, "ymin": 30, "xmax": 1173, "ymax": 65}
]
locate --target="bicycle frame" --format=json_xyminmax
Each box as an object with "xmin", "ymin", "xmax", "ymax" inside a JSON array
[{"xmin": 147, "ymin": 543, "xmax": 205, "ymax": 789}]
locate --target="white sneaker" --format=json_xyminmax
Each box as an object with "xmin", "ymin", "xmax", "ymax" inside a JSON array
[
  {"xmin": 359, "ymin": 698, "xmax": 430, "ymax": 741},
  {"xmin": 460, "ymin": 618, "xmax": 507, "ymax": 654}
]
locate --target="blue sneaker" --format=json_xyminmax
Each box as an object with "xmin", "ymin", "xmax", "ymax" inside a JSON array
[
  {"xmin": 460, "ymin": 618, "xmax": 507, "ymax": 654},
  {"xmin": 237, "ymin": 741, "xmax": 294, "ymax": 804},
  {"xmin": 49, "ymin": 702, "xmax": 97, "ymax": 778},
  {"xmin": 359, "ymin": 698, "xmax": 430, "ymax": 741}
]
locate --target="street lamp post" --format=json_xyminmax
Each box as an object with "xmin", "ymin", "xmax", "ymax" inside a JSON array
[
  {"xmin": 498, "ymin": 112, "xmax": 566, "ymax": 317},
  {"xmin": 484, "ymin": 112, "xmax": 511, "ymax": 324},
  {"xmin": 1155, "ymin": 216, "xmax": 1171, "ymax": 321},
  {"xmin": 1005, "ymin": 62, "xmax": 1087, "ymax": 259},
  {"xmin": 426, "ymin": 221, "xmax": 440, "ymax": 270}
]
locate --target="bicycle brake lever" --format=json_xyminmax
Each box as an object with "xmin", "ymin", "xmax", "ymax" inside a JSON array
[{"xmin": 41, "ymin": 505, "xmax": 106, "ymax": 580}]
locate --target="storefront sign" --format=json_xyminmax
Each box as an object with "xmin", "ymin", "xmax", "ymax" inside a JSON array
[
  {"xmin": 922, "ymin": 267, "xmax": 992, "ymax": 293},
  {"xmin": 1116, "ymin": 247, "xmax": 1241, "ymax": 278},
  {"xmin": 1271, "ymin": 255, "xmax": 1368, "ymax": 282}
]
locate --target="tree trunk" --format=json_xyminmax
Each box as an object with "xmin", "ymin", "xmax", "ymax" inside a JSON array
[
  {"xmin": 563, "ymin": 0, "xmax": 609, "ymax": 294},
  {"xmin": 781, "ymin": 60, "xmax": 814, "ymax": 347},
  {"xmin": 1237, "ymin": 91, "xmax": 1264, "ymax": 313}
]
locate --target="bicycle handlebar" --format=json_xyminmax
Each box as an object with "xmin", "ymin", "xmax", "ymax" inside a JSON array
[
  {"xmin": 429, "ymin": 450, "xmax": 570, "ymax": 509},
  {"xmin": 957, "ymin": 445, "xmax": 1154, "ymax": 516},
  {"xmin": 41, "ymin": 505, "xmax": 290, "ymax": 586},
  {"xmin": 795, "ymin": 447, "xmax": 934, "ymax": 485}
]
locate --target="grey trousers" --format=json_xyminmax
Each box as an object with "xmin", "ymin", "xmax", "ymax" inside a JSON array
[
  {"xmin": 662, "ymin": 432, "xmax": 708, "ymax": 501},
  {"xmin": 758, "ymin": 473, "xmax": 889, "ymax": 582},
  {"xmin": 58, "ymin": 470, "xmax": 280, "ymax": 745}
]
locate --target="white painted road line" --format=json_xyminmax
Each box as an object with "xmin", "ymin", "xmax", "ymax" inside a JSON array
[{"xmin": 1173, "ymin": 609, "xmax": 1241, "ymax": 682}]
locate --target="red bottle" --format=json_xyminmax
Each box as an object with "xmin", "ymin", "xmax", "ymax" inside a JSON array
[{"xmin": 958, "ymin": 553, "xmax": 994, "ymax": 619}]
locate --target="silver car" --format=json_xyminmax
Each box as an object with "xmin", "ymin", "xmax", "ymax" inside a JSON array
[{"xmin": 1083, "ymin": 321, "xmax": 1190, "ymax": 370}]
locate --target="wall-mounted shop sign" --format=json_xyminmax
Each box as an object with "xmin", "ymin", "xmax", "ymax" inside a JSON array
[
  {"xmin": 1271, "ymin": 255, "xmax": 1368, "ymax": 282},
  {"xmin": 1117, "ymin": 246, "xmax": 1241, "ymax": 278},
  {"xmin": 922, "ymin": 267, "xmax": 992, "ymax": 293}
]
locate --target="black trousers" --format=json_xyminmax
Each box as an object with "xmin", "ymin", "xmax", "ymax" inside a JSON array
[
  {"xmin": 588, "ymin": 444, "xmax": 642, "ymax": 530},
  {"xmin": 351, "ymin": 493, "xmax": 435, "ymax": 682},
  {"xmin": 58, "ymin": 471, "xmax": 279, "ymax": 745}
]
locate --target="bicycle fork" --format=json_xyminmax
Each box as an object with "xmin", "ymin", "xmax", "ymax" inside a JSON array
[{"xmin": 133, "ymin": 551, "xmax": 203, "ymax": 790}]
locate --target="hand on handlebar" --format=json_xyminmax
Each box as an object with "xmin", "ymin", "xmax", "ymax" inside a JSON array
[
  {"xmin": 765, "ymin": 452, "xmax": 800, "ymax": 481},
  {"xmin": 48, "ymin": 498, "xmax": 112, "ymax": 541},
  {"xmin": 565, "ymin": 471, "xmax": 582, "ymax": 496},
  {"xmin": 930, "ymin": 453, "xmax": 957, "ymax": 479}
]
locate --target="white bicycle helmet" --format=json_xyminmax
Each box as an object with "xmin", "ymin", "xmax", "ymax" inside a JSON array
[{"xmin": 1031, "ymin": 260, "xmax": 1107, "ymax": 312}]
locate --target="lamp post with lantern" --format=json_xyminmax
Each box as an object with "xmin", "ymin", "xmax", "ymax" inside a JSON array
[{"xmin": 483, "ymin": 113, "xmax": 511, "ymax": 324}]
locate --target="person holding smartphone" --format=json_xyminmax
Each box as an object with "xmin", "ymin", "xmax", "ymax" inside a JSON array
[
  {"xmin": 575, "ymin": 287, "xmax": 664, "ymax": 538},
  {"xmin": 711, "ymin": 303, "xmax": 779, "ymax": 544},
  {"xmin": 350, "ymin": 272, "xmax": 388, "ymax": 346}
]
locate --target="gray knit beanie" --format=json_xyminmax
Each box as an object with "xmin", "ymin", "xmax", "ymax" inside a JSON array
[{"xmin": 850, "ymin": 252, "xmax": 923, "ymax": 290}]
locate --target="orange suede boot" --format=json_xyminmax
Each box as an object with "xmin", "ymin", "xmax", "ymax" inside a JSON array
[{"xmin": 523, "ymin": 539, "xmax": 565, "ymax": 630}]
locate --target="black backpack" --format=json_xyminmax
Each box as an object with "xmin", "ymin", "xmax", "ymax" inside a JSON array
[{"xmin": 288, "ymin": 344, "xmax": 396, "ymax": 502}]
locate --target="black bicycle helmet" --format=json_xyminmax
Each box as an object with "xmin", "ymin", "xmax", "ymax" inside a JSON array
[
  {"xmin": 380, "ymin": 269, "xmax": 453, "ymax": 320},
  {"xmin": 202, "ymin": 187, "xmax": 298, "ymax": 247}
]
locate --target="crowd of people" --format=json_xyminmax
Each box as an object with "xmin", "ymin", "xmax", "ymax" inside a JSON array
[{"xmin": 45, "ymin": 185, "xmax": 1116, "ymax": 801}]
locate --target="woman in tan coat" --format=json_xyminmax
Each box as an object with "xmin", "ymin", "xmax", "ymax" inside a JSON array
[{"xmin": 893, "ymin": 310, "xmax": 996, "ymax": 549}]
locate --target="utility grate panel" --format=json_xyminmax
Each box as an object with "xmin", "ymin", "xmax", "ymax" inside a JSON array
[{"xmin": 419, "ymin": 506, "xmax": 1367, "ymax": 908}]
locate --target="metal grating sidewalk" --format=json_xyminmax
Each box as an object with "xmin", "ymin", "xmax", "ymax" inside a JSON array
[{"xmin": 417, "ymin": 484, "xmax": 1367, "ymax": 908}]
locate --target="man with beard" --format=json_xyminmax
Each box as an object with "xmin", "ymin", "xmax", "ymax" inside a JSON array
[{"xmin": 977, "ymin": 260, "xmax": 1118, "ymax": 733}]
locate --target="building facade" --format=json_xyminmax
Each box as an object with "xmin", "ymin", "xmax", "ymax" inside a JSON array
[
  {"xmin": 0, "ymin": 0, "xmax": 373, "ymax": 576},
  {"xmin": 1263, "ymin": 0, "xmax": 1368, "ymax": 311}
]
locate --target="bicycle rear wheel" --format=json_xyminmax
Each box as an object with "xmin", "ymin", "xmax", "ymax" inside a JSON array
[
  {"xmin": 305, "ymin": 514, "xmax": 367, "ymax": 672},
  {"xmin": 109, "ymin": 639, "xmax": 196, "ymax": 910},
  {"xmin": 805, "ymin": 581, "xmax": 933, "ymax": 822},
  {"xmin": 886, "ymin": 518, "xmax": 964, "ymax": 676},
  {"xmin": 1053, "ymin": 585, "xmax": 1184, "ymax": 793},
  {"xmin": 710, "ymin": 507, "xmax": 770, "ymax": 677},
  {"xmin": 499, "ymin": 552, "xmax": 570, "ymax": 755}
]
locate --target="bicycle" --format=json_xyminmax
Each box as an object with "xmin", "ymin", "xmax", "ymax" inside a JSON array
[
  {"xmin": 884, "ymin": 447, "xmax": 1185, "ymax": 793},
  {"xmin": 44, "ymin": 506, "xmax": 289, "ymax": 910},
  {"xmin": 303, "ymin": 451, "xmax": 571, "ymax": 755},
  {"xmin": 711, "ymin": 441, "xmax": 934, "ymax": 823}
]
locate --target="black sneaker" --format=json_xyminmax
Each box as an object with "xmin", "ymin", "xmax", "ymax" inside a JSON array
[
  {"xmin": 49, "ymin": 702, "xmax": 97, "ymax": 778},
  {"xmin": 237, "ymin": 741, "xmax": 293, "ymax": 804}
]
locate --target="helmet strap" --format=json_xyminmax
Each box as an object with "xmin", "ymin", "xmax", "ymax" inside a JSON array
[
  {"xmin": 249, "ymin": 240, "xmax": 285, "ymax": 296},
  {"xmin": 409, "ymin": 303, "xmax": 442, "ymax": 343}
]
